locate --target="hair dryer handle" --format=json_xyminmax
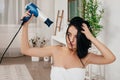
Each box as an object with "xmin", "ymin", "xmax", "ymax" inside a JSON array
[{"xmin": 21, "ymin": 14, "xmax": 32, "ymax": 25}]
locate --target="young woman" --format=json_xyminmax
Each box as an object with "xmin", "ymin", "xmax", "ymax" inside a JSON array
[{"xmin": 21, "ymin": 12, "xmax": 116, "ymax": 80}]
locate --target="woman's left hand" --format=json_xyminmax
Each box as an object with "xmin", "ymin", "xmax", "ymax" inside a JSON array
[{"xmin": 81, "ymin": 23, "xmax": 94, "ymax": 40}]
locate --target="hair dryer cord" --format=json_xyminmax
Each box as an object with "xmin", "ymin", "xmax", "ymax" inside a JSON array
[{"xmin": 0, "ymin": 23, "xmax": 23, "ymax": 64}]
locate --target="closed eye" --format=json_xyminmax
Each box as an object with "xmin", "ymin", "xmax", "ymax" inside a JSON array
[{"xmin": 67, "ymin": 32, "xmax": 71, "ymax": 36}]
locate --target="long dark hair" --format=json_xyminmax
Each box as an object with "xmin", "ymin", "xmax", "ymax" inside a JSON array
[{"xmin": 66, "ymin": 17, "xmax": 92, "ymax": 59}]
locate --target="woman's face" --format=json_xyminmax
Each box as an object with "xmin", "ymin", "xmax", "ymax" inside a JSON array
[{"xmin": 66, "ymin": 25, "xmax": 77, "ymax": 50}]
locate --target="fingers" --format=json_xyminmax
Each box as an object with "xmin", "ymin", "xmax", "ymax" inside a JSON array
[
  {"xmin": 20, "ymin": 10, "xmax": 34, "ymax": 25},
  {"xmin": 82, "ymin": 23, "xmax": 90, "ymax": 30},
  {"xmin": 81, "ymin": 23, "xmax": 89, "ymax": 33},
  {"xmin": 21, "ymin": 10, "xmax": 33, "ymax": 20},
  {"xmin": 81, "ymin": 30, "xmax": 85, "ymax": 34},
  {"xmin": 82, "ymin": 23, "xmax": 88, "ymax": 29},
  {"xmin": 26, "ymin": 10, "xmax": 31, "ymax": 15},
  {"xmin": 29, "ymin": 14, "xmax": 34, "ymax": 21},
  {"xmin": 81, "ymin": 23, "xmax": 86, "ymax": 33}
]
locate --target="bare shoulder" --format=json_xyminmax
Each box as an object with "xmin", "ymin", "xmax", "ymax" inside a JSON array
[{"xmin": 82, "ymin": 52, "xmax": 98, "ymax": 65}]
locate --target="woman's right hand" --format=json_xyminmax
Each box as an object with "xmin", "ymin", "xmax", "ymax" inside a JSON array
[
  {"xmin": 81, "ymin": 23, "xmax": 94, "ymax": 40},
  {"xmin": 21, "ymin": 10, "xmax": 34, "ymax": 26}
]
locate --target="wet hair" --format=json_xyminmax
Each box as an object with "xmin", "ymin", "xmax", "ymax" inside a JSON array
[{"xmin": 66, "ymin": 16, "xmax": 92, "ymax": 59}]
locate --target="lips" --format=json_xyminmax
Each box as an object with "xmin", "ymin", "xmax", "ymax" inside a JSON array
[{"xmin": 69, "ymin": 43, "xmax": 75, "ymax": 46}]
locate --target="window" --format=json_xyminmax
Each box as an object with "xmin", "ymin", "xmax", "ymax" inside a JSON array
[{"xmin": 68, "ymin": 0, "xmax": 83, "ymax": 21}]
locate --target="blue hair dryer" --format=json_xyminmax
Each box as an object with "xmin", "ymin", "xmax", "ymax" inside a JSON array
[{"xmin": 22, "ymin": 2, "xmax": 53, "ymax": 27}]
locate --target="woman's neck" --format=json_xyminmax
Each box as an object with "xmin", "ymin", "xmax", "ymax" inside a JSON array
[{"xmin": 67, "ymin": 47, "xmax": 77, "ymax": 55}]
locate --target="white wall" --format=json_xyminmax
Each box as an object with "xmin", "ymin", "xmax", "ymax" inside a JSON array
[
  {"xmin": 0, "ymin": 0, "xmax": 4, "ymax": 13},
  {"xmin": 54, "ymin": 0, "xmax": 68, "ymax": 35},
  {"xmin": 35, "ymin": 0, "xmax": 54, "ymax": 45},
  {"xmin": 35, "ymin": 0, "xmax": 68, "ymax": 44},
  {"xmin": 102, "ymin": 0, "xmax": 120, "ymax": 80}
]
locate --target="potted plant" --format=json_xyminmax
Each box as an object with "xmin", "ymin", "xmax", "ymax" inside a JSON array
[{"xmin": 81, "ymin": 0, "xmax": 104, "ymax": 37}]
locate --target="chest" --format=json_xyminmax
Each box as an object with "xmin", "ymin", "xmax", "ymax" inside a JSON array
[
  {"xmin": 51, "ymin": 66, "xmax": 86, "ymax": 80},
  {"xmin": 53, "ymin": 53, "xmax": 83, "ymax": 68}
]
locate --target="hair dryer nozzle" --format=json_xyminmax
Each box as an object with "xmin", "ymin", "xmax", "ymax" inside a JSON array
[{"xmin": 44, "ymin": 18, "xmax": 53, "ymax": 27}]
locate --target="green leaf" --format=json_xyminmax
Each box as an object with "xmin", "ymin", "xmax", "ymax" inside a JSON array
[{"xmin": 82, "ymin": 0, "xmax": 104, "ymax": 37}]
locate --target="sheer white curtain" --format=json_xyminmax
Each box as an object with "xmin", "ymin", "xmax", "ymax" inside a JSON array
[
  {"xmin": 0, "ymin": 0, "xmax": 24, "ymax": 57},
  {"xmin": 0, "ymin": 0, "xmax": 23, "ymax": 24}
]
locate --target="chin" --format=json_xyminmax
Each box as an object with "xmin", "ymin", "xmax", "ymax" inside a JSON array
[{"xmin": 68, "ymin": 46, "xmax": 76, "ymax": 50}]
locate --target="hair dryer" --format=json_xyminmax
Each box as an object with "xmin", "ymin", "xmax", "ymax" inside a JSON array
[
  {"xmin": 21, "ymin": 2, "xmax": 53, "ymax": 27},
  {"xmin": 0, "ymin": 3, "xmax": 53, "ymax": 64}
]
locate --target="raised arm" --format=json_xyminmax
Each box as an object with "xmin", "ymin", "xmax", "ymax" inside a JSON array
[
  {"xmin": 21, "ymin": 12, "xmax": 54, "ymax": 57},
  {"xmin": 81, "ymin": 23, "xmax": 116, "ymax": 64}
]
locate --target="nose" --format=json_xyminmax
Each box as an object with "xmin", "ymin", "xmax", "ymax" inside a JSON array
[{"xmin": 69, "ymin": 36, "xmax": 74, "ymax": 42}]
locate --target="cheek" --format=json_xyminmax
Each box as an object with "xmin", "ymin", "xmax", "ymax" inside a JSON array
[
  {"xmin": 74, "ymin": 39, "xmax": 77, "ymax": 46},
  {"xmin": 73, "ymin": 38, "xmax": 77, "ymax": 47},
  {"xmin": 66, "ymin": 37, "xmax": 69, "ymax": 44},
  {"xmin": 74, "ymin": 38, "xmax": 77, "ymax": 43},
  {"xmin": 66, "ymin": 37, "xmax": 77, "ymax": 45}
]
